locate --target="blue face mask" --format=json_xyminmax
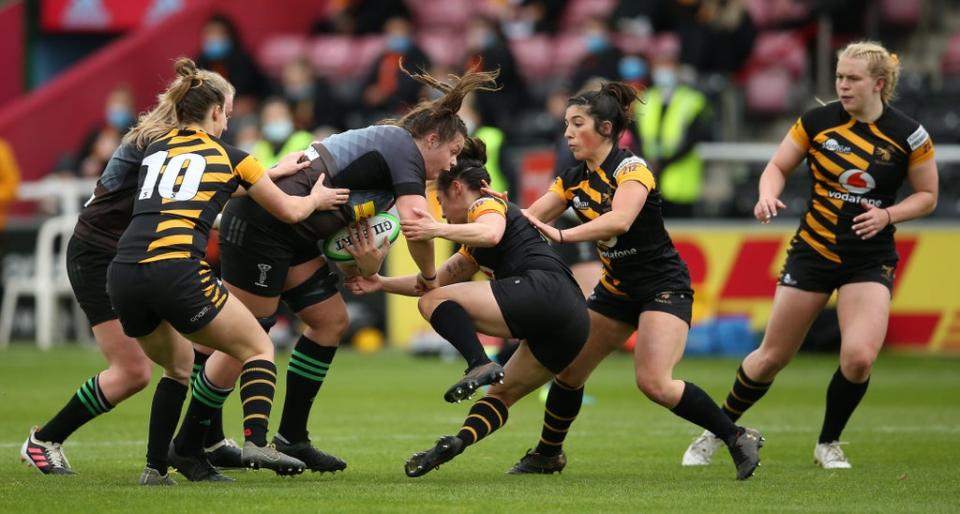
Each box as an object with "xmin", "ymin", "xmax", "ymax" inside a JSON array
[
  {"xmin": 619, "ymin": 56, "xmax": 647, "ymax": 81},
  {"xmin": 262, "ymin": 119, "xmax": 294, "ymax": 143},
  {"xmin": 385, "ymin": 35, "xmax": 412, "ymax": 54},
  {"xmin": 106, "ymin": 107, "xmax": 133, "ymax": 129},
  {"xmin": 203, "ymin": 38, "xmax": 232, "ymax": 60},
  {"xmin": 652, "ymin": 68, "xmax": 678, "ymax": 90},
  {"xmin": 584, "ymin": 33, "xmax": 609, "ymax": 54}
]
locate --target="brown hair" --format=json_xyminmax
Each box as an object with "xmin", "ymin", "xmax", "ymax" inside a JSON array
[
  {"xmin": 383, "ymin": 62, "xmax": 500, "ymax": 143},
  {"xmin": 838, "ymin": 41, "xmax": 900, "ymax": 104},
  {"xmin": 567, "ymin": 81, "xmax": 642, "ymax": 140},
  {"xmin": 436, "ymin": 136, "xmax": 490, "ymax": 193},
  {"xmin": 122, "ymin": 97, "xmax": 176, "ymax": 151},
  {"xmin": 161, "ymin": 57, "xmax": 235, "ymax": 126}
]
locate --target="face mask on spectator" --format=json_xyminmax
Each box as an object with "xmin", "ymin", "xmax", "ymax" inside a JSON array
[
  {"xmin": 584, "ymin": 33, "xmax": 609, "ymax": 54},
  {"xmin": 285, "ymin": 84, "xmax": 314, "ymax": 101},
  {"xmin": 203, "ymin": 37, "xmax": 232, "ymax": 60},
  {"xmin": 652, "ymin": 68, "xmax": 678, "ymax": 90},
  {"xmin": 619, "ymin": 56, "xmax": 647, "ymax": 82},
  {"xmin": 386, "ymin": 35, "xmax": 412, "ymax": 53},
  {"xmin": 106, "ymin": 107, "xmax": 134, "ymax": 129},
  {"xmin": 262, "ymin": 119, "xmax": 293, "ymax": 143}
]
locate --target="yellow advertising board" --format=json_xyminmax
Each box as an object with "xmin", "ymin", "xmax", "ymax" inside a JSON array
[{"xmin": 386, "ymin": 223, "xmax": 960, "ymax": 352}]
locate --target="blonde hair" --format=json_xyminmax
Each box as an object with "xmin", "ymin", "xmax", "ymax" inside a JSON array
[
  {"xmin": 123, "ymin": 58, "xmax": 235, "ymax": 149},
  {"xmin": 837, "ymin": 40, "xmax": 900, "ymax": 104},
  {"xmin": 162, "ymin": 57, "xmax": 235, "ymax": 126}
]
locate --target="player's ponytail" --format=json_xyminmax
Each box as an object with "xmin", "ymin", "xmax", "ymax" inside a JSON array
[
  {"xmin": 436, "ymin": 136, "xmax": 490, "ymax": 193},
  {"xmin": 161, "ymin": 57, "xmax": 235, "ymax": 126},
  {"xmin": 384, "ymin": 63, "xmax": 500, "ymax": 143},
  {"xmin": 568, "ymin": 81, "xmax": 641, "ymax": 140}
]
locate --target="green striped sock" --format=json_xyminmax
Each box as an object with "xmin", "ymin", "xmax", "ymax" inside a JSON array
[
  {"xmin": 174, "ymin": 370, "xmax": 233, "ymax": 456},
  {"xmin": 36, "ymin": 374, "xmax": 113, "ymax": 443},
  {"xmin": 278, "ymin": 337, "xmax": 337, "ymax": 443}
]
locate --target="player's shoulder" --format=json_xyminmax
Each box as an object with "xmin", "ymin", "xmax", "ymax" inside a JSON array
[
  {"xmin": 468, "ymin": 195, "xmax": 508, "ymax": 218},
  {"xmin": 875, "ymin": 105, "xmax": 928, "ymax": 151},
  {"xmin": 611, "ymin": 151, "xmax": 650, "ymax": 178},
  {"xmin": 800, "ymin": 101, "xmax": 848, "ymax": 132}
]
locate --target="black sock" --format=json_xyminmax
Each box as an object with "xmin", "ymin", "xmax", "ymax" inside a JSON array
[
  {"xmin": 671, "ymin": 381, "xmax": 738, "ymax": 442},
  {"xmin": 456, "ymin": 396, "xmax": 508, "ymax": 448},
  {"xmin": 278, "ymin": 336, "xmax": 336, "ymax": 443},
  {"xmin": 430, "ymin": 301, "xmax": 491, "ymax": 369},
  {"xmin": 190, "ymin": 349, "xmax": 228, "ymax": 447},
  {"xmin": 534, "ymin": 379, "xmax": 583, "ymax": 456},
  {"xmin": 819, "ymin": 367, "xmax": 869, "ymax": 443},
  {"xmin": 721, "ymin": 366, "xmax": 773, "ymax": 422},
  {"xmin": 146, "ymin": 377, "xmax": 188, "ymax": 475},
  {"xmin": 174, "ymin": 370, "xmax": 232, "ymax": 456},
  {"xmin": 36, "ymin": 374, "xmax": 114, "ymax": 443},
  {"xmin": 191, "ymin": 349, "xmax": 210, "ymax": 383},
  {"xmin": 240, "ymin": 360, "xmax": 277, "ymax": 446}
]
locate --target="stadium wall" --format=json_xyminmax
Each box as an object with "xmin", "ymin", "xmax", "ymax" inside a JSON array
[
  {"xmin": 386, "ymin": 224, "xmax": 960, "ymax": 352},
  {"xmin": 0, "ymin": 1, "xmax": 24, "ymax": 108},
  {"xmin": 0, "ymin": 0, "xmax": 326, "ymax": 183}
]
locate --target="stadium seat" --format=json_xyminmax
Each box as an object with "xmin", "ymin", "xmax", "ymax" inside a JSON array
[
  {"xmin": 745, "ymin": 66, "xmax": 792, "ymax": 115},
  {"xmin": 614, "ymin": 33, "xmax": 653, "ymax": 57},
  {"xmin": 417, "ymin": 30, "xmax": 465, "ymax": 69},
  {"xmin": 749, "ymin": 31, "xmax": 807, "ymax": 78},
  {"xmin": 509, "ymin": 36, "xmax": 555, "ymax": 83},
  {"xmin": 942, "ymin": 33, "xmax": 960, "ymax": 76},
  {"xmin": 552, "ymin": 31, "xmax": 589, "ymax": 79},
  {"xmin": 306, "ymin": 35, "xmax": 355, "ymax": 79},
  {"xmin": 879, "ymin": 0, "xmax": 922, "ymax": 28},
  {"xmin": 743, "ymin": 0, "xmax": 810, "ymax": 29},
  {"xmin": 651, "ymin": 32, "xmax": 681, "ymax": 60},
  {"xmin": 0, "ymin": 215, "xmax": 86, "ymax": 349},
  {"xmin": 406, "ymin": 0, "xmax": 473, "ymax": 31},
  {"xmin": 257, "ymin": 35, "xmax": 308, "ymax": 78},
  {"xmin": 560, "ymin": 0, "xmax": 619, "ymax": 31}
]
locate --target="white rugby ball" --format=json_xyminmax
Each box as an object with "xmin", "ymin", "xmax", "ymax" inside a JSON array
[{"xmin": 322, "ymin": 212, "xmax": 401, "ymax": 262}]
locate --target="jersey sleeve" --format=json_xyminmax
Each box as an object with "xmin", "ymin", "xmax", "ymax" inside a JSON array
[
  {"xmin": 384, "ymin": 130, "xmax": 427, "ymax": 197},
  {"xmin": 466, "ymin": 197, "xmax": 507, "ymax": 223},
  {"xmin": 906, "ymin": 124, "xmax": 935, "ymax": 167},
  {"xmin": 549, "ymin": 166, "xmax": 579, "ymax": 202},
  {"xmin": 457, "ymin": 245, "xmax": 476, "ymax": 262},
  {"xmin": 612, "ymin": 156, "xmax": 655, "ymax": 190},
  {"xmin": 234, "ymin": 155, "xmax": 265, "ymax": 188},
  {"xmin": 788, "ymin": 116, "xmax": 811, "ymax": 151}
]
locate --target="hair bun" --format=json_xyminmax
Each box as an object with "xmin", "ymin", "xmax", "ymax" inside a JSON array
[
  {"xmin": 460, "ymin": 136, "xmax": 487, "ymax": 165},
  {"xmin": 174, "ymin": 57, "xmax": 198, "ymax": 78}
]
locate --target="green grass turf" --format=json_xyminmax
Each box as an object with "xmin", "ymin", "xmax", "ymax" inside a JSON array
[{"xmin": 1, "ymin": 346, "xmax": 958, "ymax": 513}]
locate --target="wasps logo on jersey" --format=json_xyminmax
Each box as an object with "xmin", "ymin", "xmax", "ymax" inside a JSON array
[
  {"xmin": 788, "ymin": 102, "xmax": 934, "ymax": 263},
  {"xmin": 115, "ymin": 129, "xmax": 264, "ymax": 264}
]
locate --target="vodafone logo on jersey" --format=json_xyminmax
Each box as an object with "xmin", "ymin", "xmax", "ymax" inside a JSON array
[{"xmin": 838, "ymin": 169, "xmax": 876, "ymax": 194}]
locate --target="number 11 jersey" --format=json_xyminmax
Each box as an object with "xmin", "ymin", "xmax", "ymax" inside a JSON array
[{"xmin": 115, "ymin": 128, "xmax": 264, "ymax": 264}]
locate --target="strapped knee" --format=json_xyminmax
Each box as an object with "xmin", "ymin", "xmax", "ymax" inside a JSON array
[{"xmin": 257, "ymin": 313, "xmax": 278, "ymax": 333}]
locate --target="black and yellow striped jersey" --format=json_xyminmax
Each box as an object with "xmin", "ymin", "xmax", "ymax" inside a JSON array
[
  {"xmin": 457, "ymin": 197, "xmax": 569, "ymax": 279},
  {"xmin": 115, "ymin": 129, "xmax": 264, "ymax": 264},
  {"xmin": 549, "ymin": 147, "xmax": 690, "ymax": 298},
  {"xmin": 788, "ymin": 102, "xmax": 935, "ymax": 263}
]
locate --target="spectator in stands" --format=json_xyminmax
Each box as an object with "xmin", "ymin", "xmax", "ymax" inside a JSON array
[
  {"xmin": 675, "ymin": 0, "xmax": 756, "ymax": 75},
  {"xmin": 610, "ymin": 0, "xmax": 674, "ymax": 36},
  {"xmin": 635, "ymin": 54, "xmax": 710, "ymax": 218},
  {"xmin": 275, "ymin": 58, "xmax": 344, "ymax": 131},
  {"xmin": 360, "ymin": 16, "xmax": 431, "ymax": 119},
  {"xmin": 502, "ymin": 0, "xmax": 567, "ymax": 38},
  {"xmin": 196, "ymin": 14, "xmax": 268, "ymax": 116},
  {"xmin": 313, "ymin": 0, "xmax": 411, "ymax": 35},
  {"xmin": 77, "ymin": 85, "xmax": 134, "ymax": 179},
  {"xmin": 458, "ymin": 94, "xmax": 513, "ymax": 195},
  {"xmin": 0, "ymin": 137, "xmax": 20, "ymax": 298},
  {"xmin": 570, "ymin": 17, "xmax": 624, "ymax": 92},
  {"xmin": 464, "ymin": 17, "xmax": 529, "ymax": 127},
  {"xmin": 252, "ymin": 98, "xmax": 314, "ymax": 168}
]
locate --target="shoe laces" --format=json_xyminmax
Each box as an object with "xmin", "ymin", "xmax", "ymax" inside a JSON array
[
  {"xmin": 43, "ymin": 442, "xmax": 68, "ymax": 469},
  {"xmin": 821, "ymin": 441, "xmax": 848, "ymax": 462}
]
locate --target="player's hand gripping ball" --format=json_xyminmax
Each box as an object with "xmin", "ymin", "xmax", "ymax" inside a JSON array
[{"xmin": 322, "ymin": 212, "xmax": 401, "ymax": 263}]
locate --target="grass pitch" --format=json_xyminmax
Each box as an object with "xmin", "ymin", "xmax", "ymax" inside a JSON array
[{"xmin": 1, "ymin": 345, "xmax": 957, "ymax": 513}]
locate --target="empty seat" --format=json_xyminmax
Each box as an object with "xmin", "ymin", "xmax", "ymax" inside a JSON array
[
  {"xmin": 257, "ymin": 35, "xmax": 308, "ymax": 78},
  {"xmin": 509, "ymin": 36, "xmax": 555, "ymax": 83},
  {"xmin": 552, "ymin": 31, "xmax": 588, "ymax": 79},
  {"xmin": 560, "ymin": 0, "xmax": 619, "ymax": 31},
  {"xmin": 745, "ymin": 66, "xmax": 792, "ymax": 115},
  {"xmin": 942, "ymin": 33, "xmax": 960, "ymax": 76},
  {"xmin": 879, "ymin": 0, "xmax": 922, "ymax": 28},
  {"xmin": 307, "ymin": 35, "xmax": 355, "ymax": 78},
  {"xmin": 417, "ymin": 30, "xmax": 465, "ymax": 69},
  {"xmin": 749, "ymin": 31, "xmax": 807, "ymax": 78},
  {"xmin": 614, "ymin": 33, "xmax": 653, "ymax": 56},
  {"xmin": 406, "ymin": 0, "xmax": 473, "ymax": 31}
]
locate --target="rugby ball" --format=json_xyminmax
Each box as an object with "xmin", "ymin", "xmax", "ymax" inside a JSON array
[{"xmin": 322, "ymin": 212, "xmax": 401, "ymax": 262}]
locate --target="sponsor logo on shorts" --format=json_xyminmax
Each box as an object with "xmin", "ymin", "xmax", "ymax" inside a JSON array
[
  {"xmin": 822, "ymin": 138, "xmax": 852, "ymax": 154},
  {"xmin": 880, "ymin": 265, "xmax": 895, "ymax": 283},
  {"xmin": 780, "ymin": 272, "xmax": 798, "ymax": 286},
  {"xmin": 255, "ymin": 263, "xmax": 271, "ymax": 288},
  {"xmin": 654, "ymin": 292, "xmax": 672, "ymax": 304},
  {"xmin": 190, "ymin": 305, "xmax": 211, "ymax": 323}
]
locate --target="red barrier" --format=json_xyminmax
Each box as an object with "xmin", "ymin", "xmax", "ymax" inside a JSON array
[
  {"xmin": 0, "ymin": 1, "xmax": 24, "ymax": 108},
  {"xmin": 0, "ymin": 0, "xmax": 326, "ymax": 183}
]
